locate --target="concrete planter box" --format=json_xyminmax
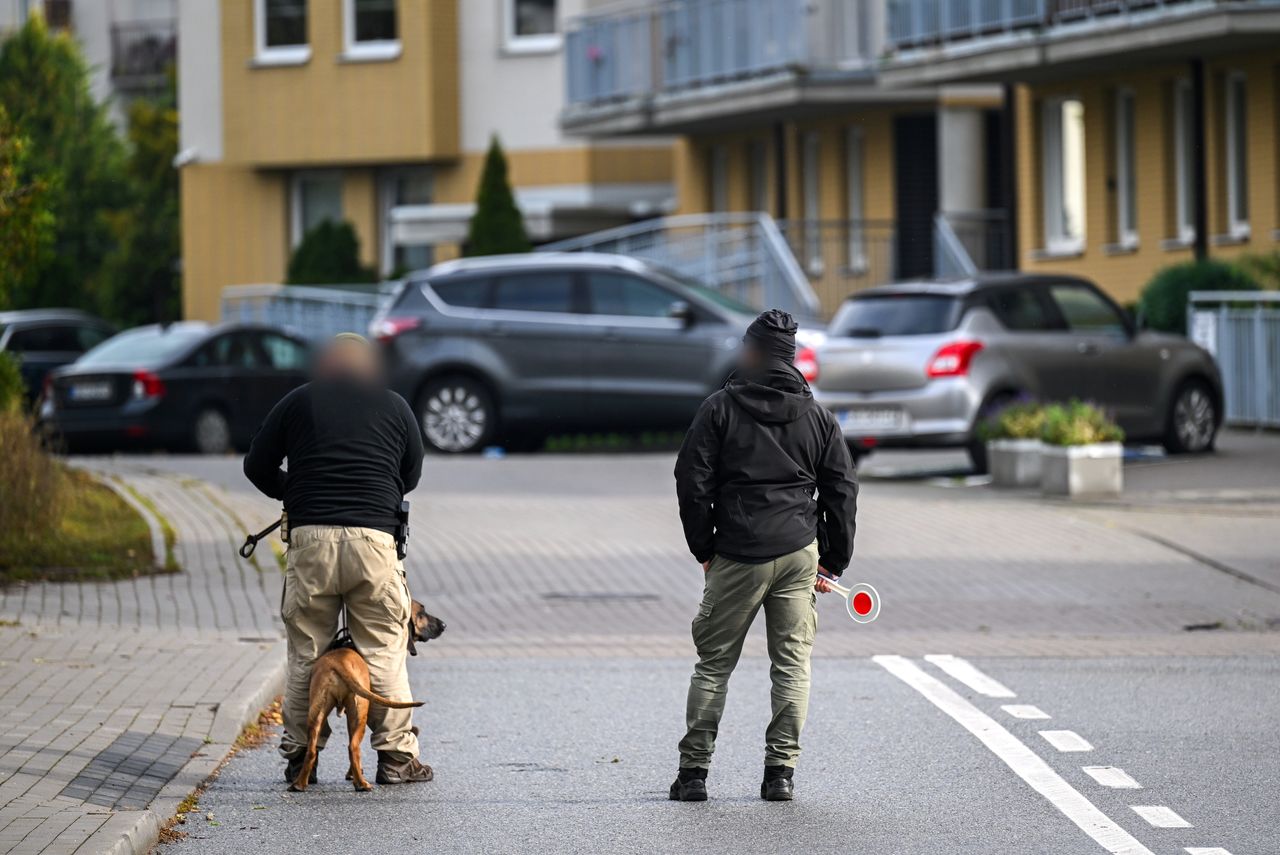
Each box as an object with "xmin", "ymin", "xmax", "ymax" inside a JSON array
[
  {"xmin": 1041, "ymin": 443, "xmax": 1123, "ymax": 497},
  {"xmin": 988, "ymin": 439, "xmax": 1043, "ymax": 488}
]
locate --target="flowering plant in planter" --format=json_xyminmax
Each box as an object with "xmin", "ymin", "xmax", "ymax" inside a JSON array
[
  {"xmin": 980, "ymin": 400, "xmax": 1046, "ymax": 487},
  {"xmin": 1038, "ymin": 400, "xmax": 1125, "ymax": 496}
]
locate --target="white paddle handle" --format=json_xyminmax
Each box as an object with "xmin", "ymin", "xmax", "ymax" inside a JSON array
[{"xmin": 820, "ymin": 576, "xmax": 851, "ymax": 597}]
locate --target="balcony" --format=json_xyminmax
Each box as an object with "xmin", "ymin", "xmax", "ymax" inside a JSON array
[
  {"xmin": 110, "ymin": 19, "xmax": 177, "ymax": 92},
  {"xmin": 883, "ymin": 0, "xmax": 1280, "ymax": 86},
  {"xmin": 562, "ymin": 0, "xmax": 886, "ymax": 136}
]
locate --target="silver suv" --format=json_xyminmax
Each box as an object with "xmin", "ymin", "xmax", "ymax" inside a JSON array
[
  {"xmin": 810, "ymin": 275, "xmax": 1223, "ymax": 471},
  {"xmin": 370, "ymin": 253, "xmax": 757, "ymax": 453}
]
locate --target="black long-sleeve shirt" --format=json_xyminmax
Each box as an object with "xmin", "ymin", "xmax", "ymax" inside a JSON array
[
  {"xmin": 674, "ymin": 363, "xmax": 858, "ymax": 574},
  {"xmin": 243, "ymin": 379, "xmax": 424, "ymax": 534}
]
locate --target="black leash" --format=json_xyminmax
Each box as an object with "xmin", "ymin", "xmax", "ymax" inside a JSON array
[{"xmin": 239, "ymin": 518, "xmax": 282, "ymax": 559}]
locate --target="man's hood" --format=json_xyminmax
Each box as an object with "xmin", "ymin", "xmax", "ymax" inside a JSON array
[{"xmin": 725, "ymin": 361, "xmax": 812, "ymax": 425}]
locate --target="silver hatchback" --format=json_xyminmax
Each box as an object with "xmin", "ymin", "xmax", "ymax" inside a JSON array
[{"xmin": 809, "ymin": 275, "xmax": 1223, "ymax": 471}]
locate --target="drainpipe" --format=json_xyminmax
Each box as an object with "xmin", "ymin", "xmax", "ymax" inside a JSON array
[
  {"xmin": 773, "ymin": 122, "xmax": 788, "ymax": 221},
  {"xmin": 1000, "ymin": 83, "xmax": 1019, "ymax": 270},
  {"xmin": 1191, "ymin": 58, "xmax": 1208, "ymax": 262}
]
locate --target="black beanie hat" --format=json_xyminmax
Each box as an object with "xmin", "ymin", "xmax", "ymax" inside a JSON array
[{"xmin": 743, "ymin": 309, "xmax": 798, "ymax": 361}]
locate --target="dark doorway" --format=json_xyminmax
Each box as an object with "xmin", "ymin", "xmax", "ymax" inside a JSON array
[{"xmin": 893, "ymin": 113, "xmax": 939, "ymax": 279}]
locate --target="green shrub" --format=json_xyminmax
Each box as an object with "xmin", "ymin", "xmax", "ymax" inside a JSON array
[
  {"xmin": 979, "ymin": 400, "xmax": 1045, "ymax": 441},
  {"xmin": 1137, "ymin": 260, "xmax": 1259, "ymax": 333},
  {"xmin": 286, "ymin": 220, "xmax": 377, "ymax": 285},
  {"xmin": 0, "ymin": 353, "xmax": 23, "ymax": 414},
  {"xmin": 0, "ymin": 411, "xmax": 63, "ymax": 543},
  {"xmin": 1235, "ymin": 250, "xmax": 1280, "ymax": 291},
  {"xmin": 465, "ymin": 136, "xmax": 531, "ymax": 257},
  {"xmin": 1040, "ymin": 400, "xmax": 1124, "ymax": 447}
]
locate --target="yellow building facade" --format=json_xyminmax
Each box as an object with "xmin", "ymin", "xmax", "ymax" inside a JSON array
[{"xmin": 178, "ymin": 0, "xmax": 673, "ymax": 321}]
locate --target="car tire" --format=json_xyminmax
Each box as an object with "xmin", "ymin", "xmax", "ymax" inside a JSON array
[
  {"xmin": 1163, "ymin": 379, "xmax": 1218, "ymax": 454},
  {"xmin": 968, "ymin": 391, "xmax": 1019, "ymax": 475},
  {"xmin": 193, "ymin": 407, "xmax": 232, "ymax": 455},
  {"xmin": 417, "ymin": 375, "xmax": 497, "ymax": 454}
]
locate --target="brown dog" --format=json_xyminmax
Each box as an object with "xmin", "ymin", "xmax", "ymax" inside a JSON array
[{"xmin": 290, "ymin": 601, "xmax": 446, "ymax": 792}]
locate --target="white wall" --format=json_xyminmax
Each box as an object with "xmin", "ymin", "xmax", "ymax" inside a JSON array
[{"xmin": 176, "ymin": 0, "xmax": 222, "ymax": 161}]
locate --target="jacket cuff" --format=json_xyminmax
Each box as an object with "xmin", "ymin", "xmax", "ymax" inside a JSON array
[
  {"xmin": 694, "ymin": 548, "xmax": 715, "ymax": 564},
  {"xmin": 819, "ymin": 555, "xmax": 847, "ymax": 577}
]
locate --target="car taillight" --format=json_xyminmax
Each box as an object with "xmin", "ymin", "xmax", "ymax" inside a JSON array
[
  {"xmin": 131, "ymin": 370, "xmax": 165, "ymax": 400},
  {"xmin": 926, "ymin": 340, "xmax": 984, "ymax": 378},
  {"xmin": 795, "ymin": 346, "xmax": 819, "ymax": 383},
  {"xmin": 371, "ymin": 316, "xmax": 421, "ymax": 344}
]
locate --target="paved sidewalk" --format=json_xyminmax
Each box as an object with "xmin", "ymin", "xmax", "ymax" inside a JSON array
[{"xmin": 0, "ymin": 460, "xmax": 288, "ymax": 855}]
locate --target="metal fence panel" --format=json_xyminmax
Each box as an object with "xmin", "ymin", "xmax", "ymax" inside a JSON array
[
  {"xmin": 1188, "ymin": 292, "xmax": 1280, "ymax": 428},
  {"xmin": 221, "ymin": 284, "xmax": 390, "ymax": 341}
]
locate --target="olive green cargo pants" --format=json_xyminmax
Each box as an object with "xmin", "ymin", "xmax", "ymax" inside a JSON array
[
  {"xmin": 678, "ymin": 541, "xmax": 819, "ymax": 770},
  {"xmin": 279, "ymin": 525, "xmax": 419, "ymax": 762}
]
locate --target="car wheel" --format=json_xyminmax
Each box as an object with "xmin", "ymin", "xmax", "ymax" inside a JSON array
[
  {"xmin": 968, "ymin": 392, "xmax": 1018, "ymax": 475},
  {"xmin": 418, "ymin": 376, "xmax": 496, "ymax": 454},
  {"xmin": 1164, "ymin": 379, "xmax": 1218, "ymax": 454},
  {"xmin": 193, "ymin": 408, "xmax": 232, "ymax": 455}
]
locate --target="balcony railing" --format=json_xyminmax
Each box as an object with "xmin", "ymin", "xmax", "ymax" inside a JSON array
[
  {"xmin": 110, "ymin": 19, "xmax": 177, "ymax": 91},
  {"xmin": 566, "ymin": 0, "xmax": 877, "ymax": 110},
  {"xmin": 888, "ymin": 0, "xmax": 1237, "ymax": 52}
]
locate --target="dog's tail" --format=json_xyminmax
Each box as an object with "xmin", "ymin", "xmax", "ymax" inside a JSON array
[{"xmin": 339, "ymin": 675, "xmax": 424, "ymax": 710}]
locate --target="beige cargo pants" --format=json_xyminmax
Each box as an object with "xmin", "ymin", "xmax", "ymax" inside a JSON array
[
  {"xmin": 279, "ymin": 525, "xmax": 419, "ymax": 762},
  {"xmin": 679, "ymin": 541, "xmax": 819, "ymax": 770}
]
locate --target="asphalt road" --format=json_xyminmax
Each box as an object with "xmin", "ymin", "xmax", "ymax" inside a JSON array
[{"xmin": 141, "ymin": 443, "xmax": 1280, "ymax": 855}]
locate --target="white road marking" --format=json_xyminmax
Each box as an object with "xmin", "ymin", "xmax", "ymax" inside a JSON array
[
  {"xmin": 1040, "ymin": 730, "xmax": 1094, "ymax": 752},
  {"xmin": 1002, "ymin": 704, "xmax": 1051, "ymax": 720},
  {"xmin": 1082, "ymin": 766, "xmax": 1142, "ymax": 789},
  {"xmin": 874, "ymin": 656, "xmax": 1155, "ymax": 855},
  {"xmin": 1131, "ymin": 805, "xmax": 1193, "ymax": 828},
  {"xmin": 923, "ymin": 654, "xmax": 1017, "ymax": 698},
  {"xmin": 1185, "ymin": 849, "xmax": 1233, "ymax": 854}
]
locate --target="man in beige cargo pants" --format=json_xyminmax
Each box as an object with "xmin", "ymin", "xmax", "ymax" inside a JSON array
[
  {"xmin": 244, "ymin": 334, "xmax": 431, "ymax": 786},
  {"xmin": 672, "ymin": 310, "xmax": 859, "ymax": 802}
]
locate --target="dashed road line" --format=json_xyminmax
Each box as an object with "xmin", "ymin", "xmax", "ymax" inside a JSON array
[
  {"xmin": 1040, "ymin": 730, "xmax": 1094, "ymax": 752},
  {"xmin": 1131, "ymin": 805, "xmax": 1193, "ymax": 828},
  {"xmin": 1002, "ymin": 704, "xmax": 1051, "ymax": 720},
  {"xmin": 1082, "ymin": 766, "xmax": 1142, "ymax": 789},
  {"xmin": 923, "ymin": 654, "xmax": 1017, "ymax": 698},
  {"xmin": 874, "ymin": 655, "xmax": 1155, "ymax": 855}
]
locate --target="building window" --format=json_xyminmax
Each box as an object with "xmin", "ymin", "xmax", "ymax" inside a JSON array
[
  {"xmin": 845, "ymin": 127, "xmax": 866, "ymax": 271},
  {"xmin": 1113, "ymin": 89, "xmax": 1138, "ymax": 249},
  {"xmin": 1041, "ymin": 97, "xmax": 1086, "ymax": 255},
  {"xmin": 291, "ymin": 171, "xmax": 344, "ymax": 246},
  {"xmin": 747, "ymin": 140, "xmax": 769, "ymax": 214},
  {"xmin": 1224, "ymin": 72, "xmax": 1249, "ymax": 239},
  {"xmin": 505, "ymin": 0, "xmax": 559, "ymax": 53},
  {"xmin": 1172, "ymin": 79, "xmax": 1196, "ymax": 245},
  {"xmin": 380, "ymin": 168, "xmax": 433, "ymax": 275},
  {"xmin": 707, "ymin": 146, "xmax": 729, "ymax": 213},
  {"xmin": 802, "ymin": 132, "xmax": 822, "ymax": 274},
  {"xmin": 344, "ymin": 0, "xmax": 400, "ymax": 61},
  {"xmin": 256, "ymin": 0, "xmax": 310, "ymax": 65}
]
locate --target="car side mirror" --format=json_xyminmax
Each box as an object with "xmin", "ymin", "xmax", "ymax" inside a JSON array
[{"xmin": 668, "ymin": 300, "xmax": 694, "ymax": 328}]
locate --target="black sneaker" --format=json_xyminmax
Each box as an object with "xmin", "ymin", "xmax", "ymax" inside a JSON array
[
  {"xmin": 761, "ymin": 766, "xmax": 794, "ymax": 801},
  {"xmin": 375, "ymin": 752, "xmax": 434, "ymax": 784},
  {"xmin": 284, "ymin": 757, "xmax": 318, "ymax": 785},
  {"xmin": 669, "ymin": 777, "xmax": 708, "ymax": 802}
]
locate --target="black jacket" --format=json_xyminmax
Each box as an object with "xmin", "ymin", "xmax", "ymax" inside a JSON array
[
  {"xmin": 243, "ymin": 378, "xmax": 424, "ymax": 534},
  {"xmin": 674, "ymin": 362, "xmax": 858, "ymax": 574}
]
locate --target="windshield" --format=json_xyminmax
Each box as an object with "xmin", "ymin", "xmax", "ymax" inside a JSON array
[
  {"xmin": 831, "ymin": 294, "xmax": 961, "ymax": 337},
  {"xmin": 656, "ymin": 268, "xmax": 759, "ymax": 316},
  {"xmin": 79, "ymin": 326, "xmax": 207, "ymax": 367}
]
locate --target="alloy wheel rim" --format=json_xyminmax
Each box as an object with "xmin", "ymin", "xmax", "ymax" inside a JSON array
[
  {"xmin": 423, "ymin": 387, "xmax": 486, "ymax": 452},
  {"xmin": 197, "ymin": 411, "xmax": 230, "ymax": 453},
  {"xmin": 1174, "ymin": 388, "xmax": 1214, "ymax": 451}
]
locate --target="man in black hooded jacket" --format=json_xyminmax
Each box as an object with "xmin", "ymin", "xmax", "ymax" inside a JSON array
[{"xmin": 670, "ymin": 308, "xmax": 858, "ymax": 803}]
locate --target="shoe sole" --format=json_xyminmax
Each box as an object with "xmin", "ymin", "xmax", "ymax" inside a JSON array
[
  {"xmin": 669, "ymin": 784, "xmax": 707, "ymax": 802},
  {"xmin": 761, "ymin": 785, "xmax": 794, "ymax": 801}
]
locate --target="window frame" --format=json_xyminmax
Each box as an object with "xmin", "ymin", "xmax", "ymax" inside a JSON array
[
  {"xmin": 378, "ymin": 167, "xmax": 433, "ymax": 275},
  {"xmin": 1041, "ymin": 96, "xmax": 1086, "ymax": 256},
  {"xmin": 343, "ymin": 0, "xmax": 401, "ymax": 62},
  {"xmin": 1224, "ymin": 70, "xmax": 1250, "ymax": 240},
  {"xmin": 1113, "ymin": 88, "xmax": 1138, "ymax": 249},
  {"xmin": 290, "ymin": 170, "xmax": 345, "ymax": 247},
  {"xmin": 254, "ymin": 0, "xmax": 311, "ymax": 66},
  {"xmin": 844, "ymin": 126, "xmax": 866, "ymax": 273},
  {"xmin": 504, "ymin": 0, "xmax": 561, "ymax": 54}
]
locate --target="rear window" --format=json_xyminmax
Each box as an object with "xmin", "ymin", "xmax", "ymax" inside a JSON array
[
  {"xmin": 79, "ymin": 326, "xmax": 207, "ymax": 367},
  {"xmin": 831, "ymin": 294, "xmax": 961, "ymax": 337},
  {"xmin": 429, "ymin": 277, "xmax": 490, "ymax": 309}
]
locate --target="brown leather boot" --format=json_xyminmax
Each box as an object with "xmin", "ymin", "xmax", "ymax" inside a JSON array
[{"xmin": 375, "ymin": 752, "xmax": 434, "ymax": 784}]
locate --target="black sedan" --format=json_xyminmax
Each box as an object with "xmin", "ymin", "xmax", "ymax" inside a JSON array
[{"xmin": 42, "ymin": 322, "xmax": 311, "ymax": 454}]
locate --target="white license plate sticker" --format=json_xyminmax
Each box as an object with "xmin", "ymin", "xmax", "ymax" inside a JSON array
[
  {"xmin": 837, "ymin": 407, "xmax": 906, "ymax": 433},
  {"xmin": 69, "ymin": 382, "xmax": 112, "ymax": 402}
]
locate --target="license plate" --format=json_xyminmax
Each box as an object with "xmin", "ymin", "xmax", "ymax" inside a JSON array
[
  {"xmin": 69, "ymin": 381, "xmax": 113, "ymax": 402},
  {"xmin": 837, "ymin": 407, "xmax": 906, "ymax": 433}
]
